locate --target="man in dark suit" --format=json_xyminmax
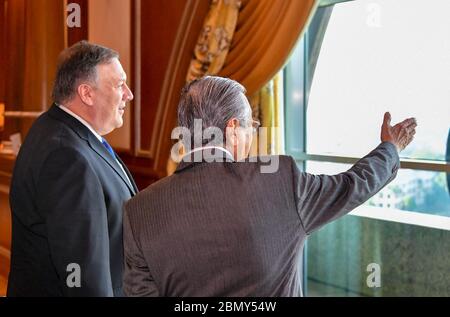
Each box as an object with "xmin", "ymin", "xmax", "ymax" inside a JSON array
[
  {"xmin": 7, "ymin": 41, "xmax": 137, "ymax": 296},
  {"xmin": 123, "ymin": 76, "xmax": 416, "ymax": 297}
]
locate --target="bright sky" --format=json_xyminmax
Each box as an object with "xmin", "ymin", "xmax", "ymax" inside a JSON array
[{"xmin": 307, "ymin": 0, "xmax": 450, "ymax": 161}]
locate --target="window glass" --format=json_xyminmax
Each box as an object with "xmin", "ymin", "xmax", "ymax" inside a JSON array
[
  {"xmin": 307, "ymin": 0, "xmax": 450, "ymax": 161},
  {"xmin": 306, "ymin": 161, "xmax": 450, "ymax": 218}
]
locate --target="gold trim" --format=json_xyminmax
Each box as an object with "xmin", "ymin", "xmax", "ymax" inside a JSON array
[
  {"xmin": 4, "ymin": 111, "xmax": 43, "ymax": 118},
  {"xmin": 296, "ymin": 153, "xmax": 450, "ymax": 173}
]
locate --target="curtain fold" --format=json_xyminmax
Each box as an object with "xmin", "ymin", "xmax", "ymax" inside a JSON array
[
  {"xmin": 186, "ymin": 0, "xmax": 241, "ymax": 82},
  {"xmin": 220, "ymin": 0, "xmax": 317, "ymax": 96},
  {"xmin": 187, "ymin": 0, "xmax": 317, "ymax": 96},
  {"xmin": 249, "ymin": 72, "xmax": 284, "ymax": 156},
  {"xmin": 180, "ymin": 0, "xmax": 317, "ymax": 162}
]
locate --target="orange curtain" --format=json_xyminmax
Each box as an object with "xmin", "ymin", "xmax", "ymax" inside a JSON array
[
  {"xmin": 168, "ymin": 0, "xmax": 317, "ymax": 172},
  {"xmin": 187, "ymin": 0, "xmax": 317, "ymax": 96},
  {"xmin": 168, "ymin": 0, "xmax": 241, "ymax": 174},
  {"xmin": 220, "ymin": 0, "xmax": 317, "ymax": 96},
  {"xmin": 186, "ymin": 0, "xmax": 241, "ymax": 82}
]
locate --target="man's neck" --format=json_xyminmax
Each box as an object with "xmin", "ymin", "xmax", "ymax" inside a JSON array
[
  {"xmin": 57, "ymin": 104, "xmax": 103, "ymax": 142},
  {"xmin": 184, "ymin": 145, "xmax": 234, "ymax": 161}
]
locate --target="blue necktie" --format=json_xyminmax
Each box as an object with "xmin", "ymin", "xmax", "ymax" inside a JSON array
[
  {"xmin": 101, "ymin": 138, "xmax": 115, "ymax": 158},
  {"xmin": 101, "ymin": 137, "xmax": 133, "ymax": 188}
]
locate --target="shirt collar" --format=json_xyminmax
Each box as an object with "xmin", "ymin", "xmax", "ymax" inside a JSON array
[
  {"xmin": 183, "ymin": 146, "xmax": 234, "ymax": 161},
  {"xmin": 57, "ymin": 104, "xmax": 103, "ymax": 143}
]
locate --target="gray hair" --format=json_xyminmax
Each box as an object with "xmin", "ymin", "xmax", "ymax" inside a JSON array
[
  {"xmin": 177, "ymin": 76, "xmax": 249, "ymax": 147},
  {"xmin": 52, "ymin": 41, "xmax": 119, "ymax": 104}
]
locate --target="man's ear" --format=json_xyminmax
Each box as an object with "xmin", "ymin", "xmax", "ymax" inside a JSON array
[
  {"xmin": 77, "ymin": 84, "xmax": 95, "ymax": 106},
  {"xmin": 227, "ymin": 118, "xmax": 243, "ymax": 130},
  {"xmin": 226, "ymin": 118, "xmax": 239, "ymax": 145}
]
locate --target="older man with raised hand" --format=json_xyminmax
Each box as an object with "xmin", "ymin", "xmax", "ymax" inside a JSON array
[
  {"xmin": 8, "ymin": 41, "xmax": 138, "ymax": 297},
  {"xmin": 123, "ymin": 76, "xmax": 416, "ymax": 297}
]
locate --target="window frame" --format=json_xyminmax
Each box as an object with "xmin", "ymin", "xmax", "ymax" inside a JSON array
[
  {"xmin": 284, "ymin": 2, "xmax": 450, "ymax": 220},
  {"xmin": 284, "ymin": 0, "xmax": 450, "ymax": 296}
]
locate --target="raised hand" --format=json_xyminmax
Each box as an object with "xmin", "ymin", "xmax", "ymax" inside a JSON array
[{"xmin": 380, "ymin": 112, "xmax": 417, "ymax": 152}]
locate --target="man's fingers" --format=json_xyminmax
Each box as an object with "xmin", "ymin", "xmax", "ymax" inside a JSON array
[
  {"xmin": 405, "ymin": 125, "xmax": 417, "ymax": 138},
  {"xmin": 397, "ymin": 126, "xmax": 407, "ymax": 139},
  {"xmin": 400, "ymin": 117, "xmax": 417, "ymax": 129},
  {"xmin": 405, "ymin": 134, "xmax": 415, "ymax": 147},
  {"xmin": 403, "ymin": 127, "xmax": 415, "ymax": 143},
  {"xmin": 393, "ymin": 117, "xmax": 416, "ymax": 128},
  {"xmin": 406, "ymin": 127, "xmax": 416, "ymax": 137},
  {"xmin": 381, "ymin": 113, "xmax": 417, "ymax": 151},
  {"xmin": 383, "ymin": 112, "xmax": 392, "ymax": 128},
  {"xmin": 394, "ymin": 121, "xmax": 417, "ymax": 135}
]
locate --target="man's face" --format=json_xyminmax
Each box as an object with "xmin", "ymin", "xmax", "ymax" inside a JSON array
[{"xmin": 91, "ymin": 58, "xmax": 133, "ymax": 135}]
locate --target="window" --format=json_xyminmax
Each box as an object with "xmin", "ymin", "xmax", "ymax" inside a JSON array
[
  {"xmin": 308, "ymin": 0, "xmax": 450, "ymax": 162},
  {"xmin": 292, "ymin": 0, "xmax": 450, "ymax": 220},
  {"xmin": 284, "ymin": 0, "xmax": 450, "ymax": 297},
  {"xmin": 307, "ymin": 161, "xmax": 450, "ymax": 227}
]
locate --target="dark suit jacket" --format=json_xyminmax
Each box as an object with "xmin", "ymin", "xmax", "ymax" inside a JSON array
[
  {"xmin": 123, "ymin": 143, "xmax": 399, "ymax": 297},
  {"xmin": 7, "ymin": 104, "xmax": 138, "ymax": 297}
]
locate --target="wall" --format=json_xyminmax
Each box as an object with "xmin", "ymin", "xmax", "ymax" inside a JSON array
[
  {"xmin": 0, "ymin": 156, "xmax": 13, "ymax": 284},
  {"xmin": 0, "ymin": 0, "xmax": 66, "ymax": 294},
  {"xmin": 86, "ymin": 0, "xmax": 210, "ymax": 188},
  {"xmin": 118, "ymin": 0, "xmax": 209, "ymax": 188},
  {"xmin": 0, "ymin": 0, "xmax": 5, "ymax": 104},
  {"xmin": 88, "ymin": 0, "xmax": 131, "ymax": 150},
  {"xmin": 0, "ymin": 1, "xmax": 211, "ymax": 291}
]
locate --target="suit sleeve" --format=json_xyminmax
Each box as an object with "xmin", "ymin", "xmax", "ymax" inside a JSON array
[
  {"xmin": 292, "ymin": 142, "xmax": 400, "ymax": 234},
  {"xmin": 36, "ymin": 147, "xmax": 113, "ymax": 296},
  {"xmin": 123, "ymin": 206, "xmax": 160, "ymax": 296}
]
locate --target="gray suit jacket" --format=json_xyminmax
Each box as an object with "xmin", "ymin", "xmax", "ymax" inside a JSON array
[{"xmin": 123, "ymin": 142, "xmax": 399, "ymax": 297}]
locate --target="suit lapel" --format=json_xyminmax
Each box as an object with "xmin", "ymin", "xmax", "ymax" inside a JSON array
[
  {"xmin": 87, "ymin": 135, "xmax": 137, "ymax": 196},
  {"xmin": 115, "ymin": 154, "xmax": 138, "ymax": 194},
  {"xmin": 48, "ymin": 104, "xmax": 137, "ymax": 195}
]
